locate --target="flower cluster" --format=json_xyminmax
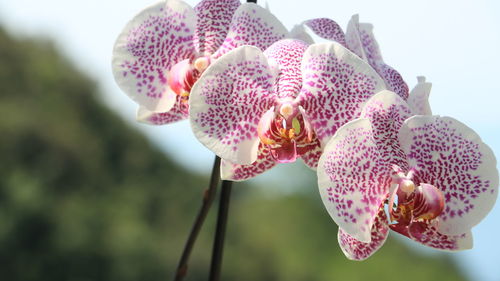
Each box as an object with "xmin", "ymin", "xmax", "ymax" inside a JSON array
[{"xmin": 113, "ymin": 0, "xmax": 498, "ymax": 260}]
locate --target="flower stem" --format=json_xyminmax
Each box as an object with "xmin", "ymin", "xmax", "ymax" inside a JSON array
[
  {"xmin": 174, "ymin": 156, "xmax": 221, "ymax": 281},
  {"xmin": 208, "ymin": 180, "xmax": 233, "ymax": 281}
]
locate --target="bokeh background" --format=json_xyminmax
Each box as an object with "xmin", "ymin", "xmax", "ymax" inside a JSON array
[{"xmin": 0, "ymin": 0, "xmax": 499, "ymax": 280}]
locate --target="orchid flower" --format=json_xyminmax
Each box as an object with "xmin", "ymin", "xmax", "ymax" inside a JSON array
[
  {"xmin": 112, "ymin": 0, "xmax": 288, "ymax": 125},
  {"xmin": 292, "ymin": 15, "xmax": 409, "ymax": 100},
  {"xmin": 317, "ymin": 90, "xmax": 498, "ymax": 260},
  {"xmin": 189, "ymin": 39, "xmax": 387, "ymax": 181}
]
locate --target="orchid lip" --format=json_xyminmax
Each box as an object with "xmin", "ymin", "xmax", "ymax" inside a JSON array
[
  {"xmin": 388, "ymin": 166, "xmax": 445, "ymax": 228},
  {"xmin": 257, "ymin": 100, "xmax": 315, "ymax": 163}
]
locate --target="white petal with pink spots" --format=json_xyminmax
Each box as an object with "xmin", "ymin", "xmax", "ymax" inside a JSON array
[
  {"xmin": 213, "ymin": 3, "xmax": 288, "ymax": 58},
  {"xmin": 189, "ymin": 46, "xmax": 276, "ymax": 164},
  {"xmin": 399, "ymin": 116, "xmax": 499, "ymax": 235},
  {"xmin": 112, "ymin": 0, "xmax": 196, "ymax": 112},
  {"xmin": 299, "ymin": 42, "xmax": 386, "ymax": 147}
]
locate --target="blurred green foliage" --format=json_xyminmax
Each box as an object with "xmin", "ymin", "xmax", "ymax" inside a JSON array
[{"xmin": 0, "ymin": 28, "xmax": 468, "ymax": 281}]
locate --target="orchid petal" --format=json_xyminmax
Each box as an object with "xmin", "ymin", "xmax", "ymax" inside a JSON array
[
  {"xmin": 407, "ymin": 76, "xmax": 432, "ymax": 115},
  {"xmin": 345, "ymin": 15, "xmax": 366, "ymax": 59},
  {"xmin": 136, "ymin": 97, "xmax": 189, "ymax": 125},
  {"xmin": 299, "ymin": 42, "xmax": 386, "ymax": 146},
  {"xmin": 360, "ymin": 90, "xmax": 412, "ymax": 128},
  {"xmin": 221, "ymin": 144, "xmax": 277, "ymax": 181},
  {"xmin": 399, "ymin": 116, "xmax": 499, "ymax": 235},
  {"xmin": 302, "ymin": 18, "xmax": 347, "ymax": 47},
  {"xmin": 189, "ymin": 46, "xmax": 276, "ymax": 165},
  {"xmin": 338, "ymin": 208, "xmax": 390, "ymax": 260},
  {"xmin": 112, "ymin": 0, "xmax": 196, "ymax": 112},
  {"xmin": 360, "ymin": 90, "xmax": 412, "ymax": 168},
  {"xmin": 264, "ymin": 39, "xmax": 308, "ymax": 99},
  {"xmin": 345, "ymin": 15, "xmax": 409, "ymax": 100},
  {"xmin": 193, "ymin": 0, "xmax": 240, "ymax": 55},
  {"xmin": 300, "ymin": 137, "xmax": 322, "ymax": 170},
  {"xmin": 213, "ymin": 3, "xmax": 288, "ymax": 58},
  {"xmin": 376, "ymin": 64, "xmax": 409, "ymax": 100},
  {"xmin": 389, "ymin": 222, "xmax": 473, "ymax": 251},
  {"xmin": 290, "ymin": 24, "xmax": 314, "ymax": 45},
  {"xmin": 318, "ymin": 118, "xmax": 392, "ymax": 242}
]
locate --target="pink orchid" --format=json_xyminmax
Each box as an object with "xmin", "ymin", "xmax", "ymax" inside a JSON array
[
  {"xmin": 317, "ymin": 90, "xmax": 498, "ymax": 260},
  {"xmin": 112, "ymin": 0, "xmax": 288, "ymax": 125},
  {"xmin": 189, "ymin": 39, "xmax": 388, "ymax": 181},
  {"xmin": 292, "ymin": 15, "xmax": 409, "ymax": 100}
]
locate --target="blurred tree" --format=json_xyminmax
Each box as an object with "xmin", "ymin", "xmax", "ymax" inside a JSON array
[{"xmin": 0, "ymin": 27, "xmax": 468, "ymax": 281}]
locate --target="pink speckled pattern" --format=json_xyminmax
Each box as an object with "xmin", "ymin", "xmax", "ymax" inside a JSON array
[
  {"xmin": 299, "ymin": 42, "xmax": 386, "ymax": 147},
  {"xmin": 112, "ymin": 0, "xmax": 196, "ymax": 112},
  {"xmin": 345, "ymin": 15, "xmax": 409, "ymax": 100},
  {"xmin": 303, "ymin": 18, "xmax": 347, "ymax": 47},
  {"xmin": 263, "ymin": 39, "xmax": 308, "ymax": 99},
  {"xmin": 393, "ymin": 222, "xmax": 473, "ymax": 251},
  {"xmin": 360, "ymin": 91, "xmax": 412, "ymax": 166},
  {"xmin": 137, "ymin": 96, "xmax": 189, "ymax": 125},
  {"xmin": 189, "ymin": 46, "xmax": 276, "ymax": 164},
  {"xmin": 407, "ymin": 76, "xmax": 432, "ymax": 115},
  {"xmin": 317, "ymin": 118, "xmax": 393, "ymax": 242},
  {"xmin": 221, "ymin": 144, "xmax": 277, "ymax": 181},
  {"xmin": 213, "ymin": 3, "xmax": 288, "ymax": 58},
  {"xmin": 338, "ymin": 208, "xmax": 390, "ymax": 260},
  {"xmin": 339, "ymin": 207, "xmax": 472, "ymax": 261},
  {"xmin": 399, "ymin": 116, "xmax": 499, "ymax": 235},
  {"xmin": 193, "ymin": 0, "xmax": 240, "ymax": 55},
  {"xmin": 300, "ymin": 138, "xmax": 322, "ymax": 170}
]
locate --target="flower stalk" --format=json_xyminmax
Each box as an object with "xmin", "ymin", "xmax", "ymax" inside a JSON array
[
  {"xmin": 174, "ymin": 156, "xmax": 221, "ymax": 281},
  {"xmin": 208, "ymin": 180, "xmax": 233, "ymax": 281}
]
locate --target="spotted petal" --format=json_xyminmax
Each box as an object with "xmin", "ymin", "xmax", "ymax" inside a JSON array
[
  {"xmin": 193, "ymin": 0, "xmax": 240, "ymax": 55},
  {"xmin": 360, "ymin": 90, "xmax": 412, "ymax": 168},
  {"xmin": 407, "ymin": 76, "xmax": 432, "ymax": 115},
  {"xmin": 318, "ymin": 119, "xmax": 393, "ymax": 242},
  {"xmin": 264, "ymin": 39, "xmax": 308, "ymax": 99},
  {"xmin": 221, "ymin": 144, "xmax": 277, "ymax": 181},
  {"xmin": 390, "ymin": 222, "xmax": 473, "ymax": 251},
  {"xmin": 345, "ymin": 15, "xmax": 409, "ymax": 100},
  {"xmin": 136, "ymin": 97, "xmax": 189, "ymax": 125},
  {"xmin": 299, "ymin": 42, "xmax": 386, "ymax": 146},
  {"xmin": 189, "ymin": 46, "xmax": 276, "ymax": 165},
  {"xmin": 213, "ymin": 3, "xmax": 288, "ymax": 58},
  {"xmin": 300, "ymin": 137, "xmax": 322, "ymax": 170},
  {"xmin": 302, "ymin": 18, "xmax": 347, "ymax": 46},
  {"xmin": 338, "ymin": 208, "xmax": 390, "ymax": 260},
  {"xmin": 112, "ymin": 0, "xmax": 196, "ymax": 112},
  {"xmin": 399, "ymin": 116, "xmax": 499, "ymax": 235},
  {"xmin": 345, "ymin": 15, "xmax": 365, "ymax": 58}
]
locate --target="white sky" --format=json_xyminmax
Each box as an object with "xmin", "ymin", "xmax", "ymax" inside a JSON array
[{"xmin": 1, "ymin": 0, "xmax": 499, "ymax": 280}]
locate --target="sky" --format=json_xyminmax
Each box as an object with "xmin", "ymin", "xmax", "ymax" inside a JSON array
[{"xmin": 1, "ymin": 0, "xmax": 499, "ymax": 280}]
